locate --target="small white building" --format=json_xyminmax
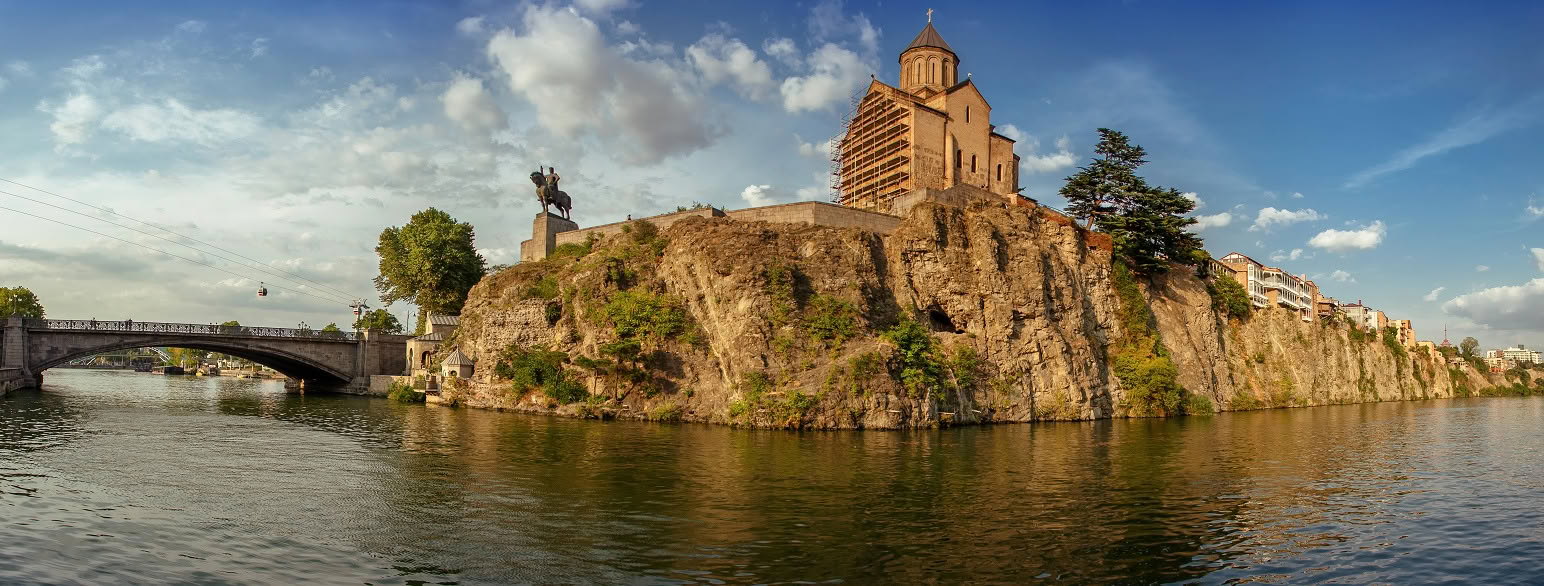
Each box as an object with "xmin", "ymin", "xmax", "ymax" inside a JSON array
[{"xmin": 442, "ymin": 348, "xmax": 475, "ymax": 379}]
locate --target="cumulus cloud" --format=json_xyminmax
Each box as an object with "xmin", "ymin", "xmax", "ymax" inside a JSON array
[
  {"xmin": 1180, "ymin": 192, "xmax": 1203, "ymax": 209},
  {"xmin": 1424, "ymin": 286, "xmax": 1446, "ymax": 302},
  {"xmin": 38, "ymin": 93, "xmax": 104, "ymax": 147},
  {"xmin": 1292, "ymin": 192, "xmax": 1304, "ymax": 199},
  {"xmin": 779, "ymin": 43, "xmax": 869, "ymax": 113},
  {"xmin": 486, "ymin": 5, "xmax": 715, "ymax": 164},
  {"xmin": 1008, "ymin": 129, "xmax": 1078, "ymax": 175},
  {"xmin": 1267, "ymin": 249, "xmax": 1305, "ymax": 263},
  {"xmin": 1191, "ymin": 212, "xmax": 1232, "ymax": 231},
  {"xmin": 808, "ymin": 0, "xmax": 879, "ymax": 54},
  {"xmin": 101, "ymin": 99, "xmax": 261, "ymax": 145},
  {"xmin": 1443, "ymin": 278, "xmax": 1544, "ymax": 332},
  {"xmin": 1533, "ymin": 248, "xmax": 1544, "ymax": 272},
  {"xmin": 440, "ymin": 74, "xmax": 507, "ymax": 135},
  {"xmin": 686, "ymin": 33, "xmax": 774, "ymax": 100},
  {"xmin": 456, "ymin": 16, "xmax": 486, "ymax": 37},
  {"xmin": 614, "ymin": 20, "xmax": 640, "ymax": 36},
  {"xmin": 1308, "ymin": 220, "xmax": 1385, "ymax": 252},
  {"xmin": 741, "ymin": 184, "xmax": 777, "ymax": 207},
  {"xmin": 795, "ymin": 133, "xmax": 832, "ymax": 157},
  {"xmin": 574, "ymin": 0, "xmax": 630, "ymax": 16},
  {"xmin": 1330, "ymin": 269, "xmax": 1355, "ymax": 282},
  {"xmin": 1527, "ymin": 197, "xmax": 1544, "ymax": 219},
  {"xmin": 1250, "ymin": 207, "xmax": 1324, "ymax": 231},
  {"xmin": 763, "ymin": 37, "xmax": 800, "ymax": 67},
  {"xmin": 1476, "ymin": 264, "xmax": 1490, "ymax": 272},
  {"xmin": 250, "ymin": 38, "xmax": 269, "ymax": 59}
]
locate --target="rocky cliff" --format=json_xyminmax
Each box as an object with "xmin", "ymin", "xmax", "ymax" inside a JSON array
[{"xmin": 440, "ymin": 195, "xmax": 1523, "ymax": 428}]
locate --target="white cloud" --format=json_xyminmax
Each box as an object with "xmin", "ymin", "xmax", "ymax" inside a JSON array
[
  {"xmin": 1180, "ymin": 191, "xmax": 1203, "ymax": 209},
  {"xmin": 250, "ymin": 38, "xmax": 269, "ymax": 59},
  {"xmin": 687, "ymin": 33, "xmax": 775, "ymax": 100},
  {"xmin": 486, "ymin": 4, "xmax": 715, "ymax": 164},
  {"xmin": 808, "ymin": 0, "xmax": 879, "ymax": 55},
  {"xmin": 440, "ymin": 74, "xmax": 507, "ymax": 135},
  {"xmin": 1290, "ymin": 248, "xmax": 1305, "ymax": 261},
  {"xmin": 741, "ymin": 184, "xmax": 777, "ymax": 207},
  {"xmin": 1308, "ymin": 220, "xmax": 1385, "ymax": 252},
  {"xmin": 38, "ymin": 93, "xmax": 104, "ymax": 147},
  {"xmin": 1191, "ymin": 212, "xmax": 1233, "ymax": 231},
  {"xmin": 1291, "ymin": 192, "xmax": 1304, "ymax": 199},
  {"xmin": 779, "ymin": 43, "xmax": 869, "ymax": 113},
  {"xmin": 1269, "ymin": 250, "xmax": 1288, "ymax": 263},
  {"xmin": 100, "ymin": 99, "xmax": 261, "ymax": 145},
  {"xmin": 1250, "ymin": 207, "xmax": 1324, "ymax": 231},
  {"xmin": 795, "ymin": 134, "xmax": 831, "ymax": 157},
  {"xmin": 456, "ymin": 16, "xmax": 486, "ymax": 37},
  {"xmin": 1476, "ymin": 264, "xmax": 1490, "ymax": 272},
  {"xmin": 1345, "ymin": 95, "xmax": 1544, "ymax": 188},
  {"xmin": 1526, "ymin": 197, "xmax": 1544, "ymax": 219},
  {"xmin": 6, "ymin": 61, "xmax": 32, "ymax": 76},
  {"xmin": 176, "ymin": 20, "xmax": 207, "ymax": 34},
  {"xmin": 573, "ymin": 0, "xmax": 630, "ymax": 16},
  {"xmin": 1000, "ymin": 126, "xmax": 1076, "ymax": 175},
  {"xmin": 615, "ymin": 20, "xmax": 640, "ymax": 36},
  {"xmin": 1532, "ymin": 248, "xmax": 1544, "ymax": 272},
  {"xmin": 1424, "ymin": 286, "xmax": 1446, "ymax": 302},
  {"xmin": 1268, "ymin": 249, "xmax": 1305, "ymax": 263},
  {"xmin": 1443, "ymin": 278, "xmax": 1544, "ymax": 332},
  {"xmin": 1330, "ymin": 269, "xmax": 1355, "ymax": 282},
  {"xmin": 763, "ymin": 38, "xmax": 800, "ymax": 67}
]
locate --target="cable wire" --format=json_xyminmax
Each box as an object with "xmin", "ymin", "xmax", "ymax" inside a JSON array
[
  {"xmin": 0, "ymin": 188, "xmax": 358, "ymax": 305},
  {"xmin": 0, "ymin": 177, "xmax": 368, "ymax": 301},
  {"xmin": 0, "ymin": 204, "xmax": 351, "ymax": 307}
]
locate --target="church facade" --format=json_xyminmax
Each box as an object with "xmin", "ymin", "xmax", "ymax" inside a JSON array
[{"xmin": 837, "ymin": 16, "xmax": 1021, "ymax": 210}]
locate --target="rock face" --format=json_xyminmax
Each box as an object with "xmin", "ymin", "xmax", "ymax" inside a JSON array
[{"xmin": 444, "ymin": 195, "xmax": 1519, "ymax": 428}]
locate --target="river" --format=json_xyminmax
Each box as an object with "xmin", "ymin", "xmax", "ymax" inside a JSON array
[{"xmin": 2, "ymin": 369, "xmax": 1542, "ymax": 584}]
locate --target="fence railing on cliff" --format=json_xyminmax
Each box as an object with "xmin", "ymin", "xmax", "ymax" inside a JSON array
[{"xmin": 24, "ymin": 319, "xmax": 359, "ymax": 341}]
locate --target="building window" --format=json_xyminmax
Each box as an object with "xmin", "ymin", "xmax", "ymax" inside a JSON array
[
  {"xmin": 966, "ymin": 106, "xmax": 970, "ymax": 122},
  {"xmin": 955, "ymin": 149, "xmax": 961, "ymax": 167},
  {"xmin": 996, "ymin": 164, "xmax": 1002, "ymax": 181},
  {"xmin": 971, "ymin": 154, "xmax": 976, "ymax": 173}
]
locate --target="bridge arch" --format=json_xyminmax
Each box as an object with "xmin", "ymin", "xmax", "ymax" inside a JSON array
[{"xmin": 34, "ymin": 338, "xmax": 354, "ymax": 384}]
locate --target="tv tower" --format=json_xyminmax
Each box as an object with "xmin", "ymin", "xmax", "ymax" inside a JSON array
[{"xmin": 1440, "ymin": 323, "xmax": 1451, "ymax": 347}]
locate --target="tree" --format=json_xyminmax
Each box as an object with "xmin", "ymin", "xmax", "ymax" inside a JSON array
[
  {"xmin": 1058, "ymin": 129, "xmax": 1201, "ymax": 274},
  {"xmin": 353, "ymin": 309, "xmax": 404, "ymax": 334},
  {"xmin": 1460, "ymin": 336, "xmax": 1480, "ymax": 358},
  {"xmin": 374, "ymin": 208, "xmax": 486, "ymax": 321},
  {"xmin": 321, "ymin": 323, "xmax": 342, "ymax": 333},
  {"xmin": 0, "ymin": 286, "xmax": 45, "ymax": 318}
]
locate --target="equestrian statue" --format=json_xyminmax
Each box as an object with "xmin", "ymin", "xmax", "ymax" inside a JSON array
[{"xmin": 530, "ymin": 165, "xmax": 572, "ymax": 219}]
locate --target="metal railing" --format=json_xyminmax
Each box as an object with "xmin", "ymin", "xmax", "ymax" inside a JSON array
[{"xmin": 24, "ymin": 319, "xmax": 359, "ymax": 341}]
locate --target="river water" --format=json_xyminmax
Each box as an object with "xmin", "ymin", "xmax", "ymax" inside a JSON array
[{"xmin": 2, "ymin": 369, "xmax": 1542, "ymax": 584}]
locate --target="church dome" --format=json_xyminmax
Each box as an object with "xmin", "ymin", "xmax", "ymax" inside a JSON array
[{"xmin": 898, "ymin": 16, "xmax": 958, "ymax": 94}]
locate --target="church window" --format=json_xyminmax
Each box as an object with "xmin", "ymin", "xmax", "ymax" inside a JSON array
[
  {"xmin": 971, "ymin": 154, "xmax": 977, "ymax": 173},
  {"xmin": 997, "ymin": 164, "xmax": 1002, "ymax": 181},
  {"xmin": 966, "ymin": 106, "xmax": 970, "ymax": 122},
  {"xmin": 955, "ymin": 149, "xmax": 961, "ymax": 167}
]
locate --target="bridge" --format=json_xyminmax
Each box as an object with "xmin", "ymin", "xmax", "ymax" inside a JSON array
[{"xmin": 1, "ymin": 317, "xmax": 409, "ymax": 395}]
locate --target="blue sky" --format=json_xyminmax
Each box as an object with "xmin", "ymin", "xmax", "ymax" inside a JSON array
[{"xmin": 1, "ymin": 0, "xmax": 1541, "ymax": 348}]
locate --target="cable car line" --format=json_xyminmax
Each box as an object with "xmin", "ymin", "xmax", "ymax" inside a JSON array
[
  {"xmin": 0, "ymin": 204, "xmax": 353, "ymax": 307},
  {"xmin": 0, "ymin": 187, "xmax": 358, "ymax": 305},
  {"xmin": 0, "ymin": 176, "xmax": 367, "ymax": 302}
]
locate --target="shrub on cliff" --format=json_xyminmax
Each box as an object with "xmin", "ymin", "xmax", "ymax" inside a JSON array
[
  {"xmin": 387, "ymin": 381, "xmax": 423, "ymax": 403},
  {"xmin": 882, "ymin": 317, "xmax": 945, "ymax": 399},
  {"xmin": 495, "ymin": 344, "xmax": 587, "ymax": 404},
  {"xmin": 807, "ymin": 295, "xmax": 860, "ymax": 346},
  {"xmin": 603, "ymin": 290, "xmax": 688, "ymax": 348},
  {"xmin": 1109, "ymin": 260, "xmax": 1191, "ymax": 416},
  {"xmin": 1206, "ymin": 275, "xmax": 1251, "ymax": 320}
]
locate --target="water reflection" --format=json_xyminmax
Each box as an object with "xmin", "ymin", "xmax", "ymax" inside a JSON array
[{"xmin": 3, "ymin": 370, "xmax": 1543, "ymax": 584}]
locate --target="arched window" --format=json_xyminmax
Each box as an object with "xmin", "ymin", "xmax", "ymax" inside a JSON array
[
  {"xmin": 930, "ymin": 57, "xmax": 939, "ymax": 83},
  {"xmin": 966, "ymin": 106, "xmax": 970, "ymax": 123},
  {"xmin": 997, "ymin": 164, "xmax": 1002, "ymax": 181},
  {"xmin": 971, "ymin": 154, "xmax": 977, "ymax": 173}
]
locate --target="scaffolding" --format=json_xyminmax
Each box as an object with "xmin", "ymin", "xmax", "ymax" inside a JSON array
[
  {"xmin": 831, "ymin": 88, "xmax": 916, "ymax": 209},
  {"xmin": 828, "ymin": 91, "xmax": 862, "ymax": 203}
]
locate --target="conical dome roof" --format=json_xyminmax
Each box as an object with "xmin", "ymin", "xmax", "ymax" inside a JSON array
[
  {"xmin": 904, "ymin": 22, "xmax": 955, "ymax": 56},
  {"xmin": 442, "ymin": 348, "xmax": 475, "ymax": 366}
]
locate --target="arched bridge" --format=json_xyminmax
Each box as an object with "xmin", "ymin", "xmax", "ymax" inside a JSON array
[{"xmin": 1, "ymin": 317, "xmax": 410, "ymax": 393}]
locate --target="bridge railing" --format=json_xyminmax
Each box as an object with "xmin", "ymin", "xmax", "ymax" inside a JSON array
[{"xmin": 23, "ymin": 319, "xmax": 359, "ymax": 341}]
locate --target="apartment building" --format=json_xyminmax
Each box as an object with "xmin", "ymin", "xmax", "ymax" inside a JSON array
[
  {"xmin": 1500, "ymin": 345, "xmax": 1543, "ymax": 364},
  {"xmin": 1218, "ymin": 252, "xmax": 1269, "ymax": 308},
  {"xmin": 1389, "ymin": 319, "xmax": 1416, "ymax": 348}
]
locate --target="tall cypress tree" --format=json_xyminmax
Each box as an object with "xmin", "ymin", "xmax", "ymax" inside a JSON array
[{"xmin": 1059, "ymin": 128, "xmax": 1150, "ymax": 230}]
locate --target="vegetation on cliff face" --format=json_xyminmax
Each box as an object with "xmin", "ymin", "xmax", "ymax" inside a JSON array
[{"xmin": 1109, "ymin": 260, "xmax": 1193, "ymax": 416}]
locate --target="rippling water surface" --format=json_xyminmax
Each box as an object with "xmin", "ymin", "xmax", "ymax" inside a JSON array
[{"xmin": 3, "ymin": 369, "xmax": 1543, "ymax": 584}]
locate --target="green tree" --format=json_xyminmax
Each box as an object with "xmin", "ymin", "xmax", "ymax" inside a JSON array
[
  {"xmin": 1460, "ymin": 336, "xmax": 1480, "ymax": 358},
  {"xmin": 0, "ymin": 286, "xmax": 45, "ymax": 318},
  {"xmin": 321, "ymin": 323, "xmax": 342, "ymax": 333},
  {"xmin": 352, "ymin": 309, "xmax": 404, "ymax": 334},
  {"xmin": 1059, "ymin": 129, "xmax": 1201, "ymax": 273},
  {"xmin": 373, "ymin": 208, "xmax": 486, "ymax": 322}
]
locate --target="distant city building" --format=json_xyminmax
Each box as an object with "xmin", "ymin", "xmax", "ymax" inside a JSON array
[
  {"xmin": 836, "ymin": 14, "xmax": 1021, "ymax": 209},
  {"xmin": 1390, "ymin": 319, "xmax": 1416, "ymax": 348},
  {"xmin": 1217, "ymin": 252, "xmax": 1315, "ymax": 320},
  {"xmin": 1218, "ymin": 252, "xmax": 1269, "ymax": 308},
  {"xmin": 1500, "ymin": 345, "xmax": 1543, "ymax": 365}
]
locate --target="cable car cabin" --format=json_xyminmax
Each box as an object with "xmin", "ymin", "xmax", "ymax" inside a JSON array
[
  {"xmin": 353, "ymin": 307, "xmax": 362, "ymax": 316},
  {"xmin": 256, "ymin": 283, "xmax": 267, "ymax": 297}
]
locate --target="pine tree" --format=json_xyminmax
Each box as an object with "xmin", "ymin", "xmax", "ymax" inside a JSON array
[{"xmin": 1058, "ymin": 129, "xmax": 1201, "ymax": 274}]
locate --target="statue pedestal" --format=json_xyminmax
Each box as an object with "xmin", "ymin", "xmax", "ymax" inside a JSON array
[{"xmin": 520, "ymin": 212, "xmax": 579, "ymax": 263}]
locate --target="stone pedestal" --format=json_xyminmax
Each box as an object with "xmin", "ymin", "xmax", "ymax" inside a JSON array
[{"xmin": 520, "ymin": 212, "xmax": 579, "ymax": 262}]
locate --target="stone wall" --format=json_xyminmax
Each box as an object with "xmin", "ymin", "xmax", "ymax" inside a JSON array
[
  {"xmin": 725, "ymin": 201, "xmax": 901, "ymax": 233},
  {"xmin": 1, "ymin": 369, "xmax": 31, "ymax": 396},
  {"xmin": 554, "ymin": 207, "xmax": 725, "ymax": 247}
]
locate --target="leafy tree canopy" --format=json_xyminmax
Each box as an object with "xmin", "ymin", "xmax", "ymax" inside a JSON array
[
  {"xmin": 1460, "ymin": 336, "xmax": 1480, "ymax": 358},
  {"xmin": 1058, "ymin": 129, "xmax": 1201, "ymax": 274},
  {"xmin": 220, "ymin": 320, "xmax": 241, "ymax": 327},
  {"xmin": 353, "ymin": 309, "xmax": 405, "ymax": 334},
  {"xmin": 321, "ymin": 323, "xmax": 342, "ymax": 333},
  {"xmin": 374, "ymin": 208, "xmax": 486, "ymax": 317},
  {"xmin": 0, "ymin": 286, "xmax": 45, "ymax": 319}
]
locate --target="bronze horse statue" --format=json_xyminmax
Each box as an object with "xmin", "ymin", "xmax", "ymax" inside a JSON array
[{"xmin": 530, "ymin": 170, "xmax": 572, "ymax": 219}]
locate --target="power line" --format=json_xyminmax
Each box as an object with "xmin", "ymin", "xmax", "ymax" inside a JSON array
[
  {"xmin": 0, "ymin": 204, "xmax": 351, "ymax": 307},
  {"xmin": 0, "ymin": 176, "xmax": 368, "ymax": 302},
  {"xmin": 0, "ymin": 188, "xmax": 358, "ymax": 305}
]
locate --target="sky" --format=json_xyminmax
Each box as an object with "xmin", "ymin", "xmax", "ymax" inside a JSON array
[{"xmin": 0, "ymin": 0, "xmax": 1541, "ymax": 348}]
